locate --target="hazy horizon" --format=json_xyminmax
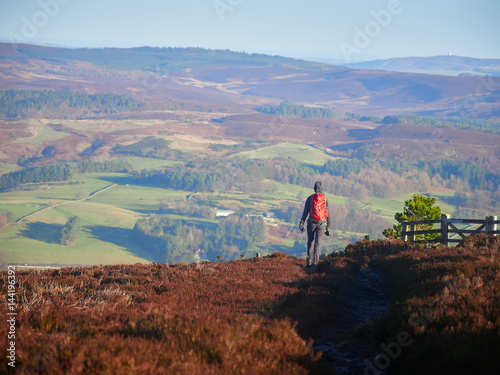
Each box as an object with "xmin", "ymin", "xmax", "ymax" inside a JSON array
[{"xmin": 1, "ymin": 0, "xmax": 499, "ymax": 63}]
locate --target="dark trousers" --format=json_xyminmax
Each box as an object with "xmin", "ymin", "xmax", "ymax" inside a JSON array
[{"xmin": 307, "ymin": 220, "xmax": 325, "ymax": 265}]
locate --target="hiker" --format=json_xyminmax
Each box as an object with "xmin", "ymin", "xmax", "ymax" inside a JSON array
[{"xmin": 299, "ymin": 181, "xmax": 330, "ymax": 268}]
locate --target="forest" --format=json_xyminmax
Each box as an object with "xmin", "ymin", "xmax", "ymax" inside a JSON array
[
  {"xmin": 0, "ymin": 160, "xmax": 132, "ymax": 190},
  {"xmin": 256, "ymin": 100, "xmax": 337, "ymax": 119},
  {"xmin": 0, "ymin": 90, "xmax": 139, "ymax": 118},
  {"xmin": 133, "ymin": 214, "xmax": 266, "ymax": 263},
  {"xmin": 393, "ymin": 114, "xmax": 500, "ymax": 134},
  {"xmin": 324, "ymin": 156, "xmax": 499, "ymax": 192},
  {"xmin": 113, "ymin": 137, "xmax": 182, "ymax": 159},
  {"xmin": 132, "ymin": 155, "xmax": 498, "ymax": 200}
]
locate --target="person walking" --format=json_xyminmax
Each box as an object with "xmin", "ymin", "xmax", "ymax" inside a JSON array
[{"xmin": 299, "ymin": 181, "xmax": 330, "ymax": 269}]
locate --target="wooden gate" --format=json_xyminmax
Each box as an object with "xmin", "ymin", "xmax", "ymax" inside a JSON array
[{"xmin": 401, "ymin": 215, "xmax": 499, "ymax": 246}]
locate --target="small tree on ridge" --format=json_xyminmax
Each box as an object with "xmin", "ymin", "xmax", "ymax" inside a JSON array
[{"xmin": 383, "ymin": 194, "xmax": 441, "ymax": 241}]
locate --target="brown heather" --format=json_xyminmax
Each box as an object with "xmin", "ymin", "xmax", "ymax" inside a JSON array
[
  {"xmin": 1, "ymin": 235, "xmax": 499, "ymax": 374},
  {"xmin": 344, "ymin": 234, "xmax": 500, "ymax": 375},
  {"xmin": 1, "ymin": 254, "xmax": 321, "ymax": 374}
]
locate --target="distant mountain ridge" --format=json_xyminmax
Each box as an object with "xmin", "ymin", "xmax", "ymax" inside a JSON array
[
  {"xmin": 0, "ymin": 43, "xmax": 499, "ymax": 122},
  {"xmin": 0, "ymin": 42, "xmax": 341, "ymax": 75},
  {"xmin": 341, "ymin": 55, "xmax": 500, "ymax": 77}
]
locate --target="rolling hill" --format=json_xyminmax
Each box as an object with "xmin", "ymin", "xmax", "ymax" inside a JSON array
[
  {"xmin": 341, "ymin": 55, "xmax": 500, "ymax": 77},
  {"xmin": 170, "ymin": 64, "xmax": 500, "ymax": 119},
  {"xmin": 1, "ymin": 44, "xmax": 499, "ymax": 121}
]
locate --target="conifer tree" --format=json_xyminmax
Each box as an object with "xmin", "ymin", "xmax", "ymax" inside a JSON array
[{"xmin": 383, "ymin": 194, "xmax": 441, "ymax": 240}]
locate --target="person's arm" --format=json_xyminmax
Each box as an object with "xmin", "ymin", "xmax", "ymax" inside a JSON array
[
  {"xmin": 301, "ymin": 196, "xmax": 311, "ymax": 222},
  {"xmin": 325, "ymin": 197, "xmax": 331, "ymax": 235},
  {"xmin": 299, "ymin": 196, "xmax": 311, "ymax": 232},
  {"xmin": 326, "ymin": 198, "xmax": 330, "ymax": 226}
]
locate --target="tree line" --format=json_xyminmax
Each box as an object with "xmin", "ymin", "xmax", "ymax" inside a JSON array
[
  {"xmin": 60, "ymin": 216, "xmax": 82, "ymax": 246},
  {"xmin": 325, "ymin": 155, "xmax": 498, "ymax": 193},
  {"xmin": 113, "ymin": 137, "xmax": 183, "ymax": 159},
  {"xmin": 0, "ymin": 160, "xmax": 132, "ymax": 190},
  {"xmin": 131, "ymin": 153, "xmax": 498, "ymax": 211},
  {"xmin": 419, "ymin": 159, "xmax": 499, "ymax": 192},
  {"xmin": 393, "ymin": 114, "xmax": 500, "ymax": 135},
  {"xmin": 132, "ymin": 157, "xmax": 432, "ymax": 200},
  {"xmin": 133, "ymin": 215, "xmax": 266, "ymax": 263},
  {"xmin": 0, "ymin": 90, "xmax": 139, "ymax": 118},
  {"xmin": 256, "ymin": 100, "xmax": 336, "ymax": 119}
]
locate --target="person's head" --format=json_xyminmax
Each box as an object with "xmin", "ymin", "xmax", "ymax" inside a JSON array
[{"xmin": 314, "ymin": 181, "xmax": 323, "ymax": 193}]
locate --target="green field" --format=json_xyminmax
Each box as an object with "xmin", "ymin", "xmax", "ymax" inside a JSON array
[
  {"xmin": 10, "ymin": 119, "xmax": 67, "ymax": 145},
  {"xmin": 0, "ymin": 172, "xmax": 192, "ymax": 266},
  {"xmin": 0, "ymin": 131, "xmax": 484, "ymax": 267},
  {"xmin": 232, "ymin": 142, "xmax": 340, "ymax": 166},
  {"xmin": 365, "ymin": 190, "xmax": 458, "ymax": 224},
  {"xmin": 0, "ymin": 169, "xmax": 465, "ymax": 267},
  {"xmin": 0, "ymin": 170, "xmax": 374, "ymax": 266}
]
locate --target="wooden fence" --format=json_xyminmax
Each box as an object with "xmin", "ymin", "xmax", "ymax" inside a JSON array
[{"xmin": 401, "ymin": 214, "xmax": 499, "ymax": 246}]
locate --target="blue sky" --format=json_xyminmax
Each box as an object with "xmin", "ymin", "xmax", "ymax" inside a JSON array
[{"xmin": 0, "ymin": 0, "xmax": 499, "ymax": 61}]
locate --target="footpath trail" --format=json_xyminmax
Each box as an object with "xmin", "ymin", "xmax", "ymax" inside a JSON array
[{"xmin": 313, "ymin": 266, "xmax": 392, "ymax": 375}]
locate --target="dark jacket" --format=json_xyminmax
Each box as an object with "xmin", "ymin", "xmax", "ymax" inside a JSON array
[{"xmin": 301, "ymin": 182, "xmax": 330, "ymax": 227}]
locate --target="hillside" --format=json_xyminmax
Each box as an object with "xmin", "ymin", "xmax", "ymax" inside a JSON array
[
  {"xmin": 0, "ymin": 43, "xmax": 336, "ymax": 75},
  {"xmin": 1, "ymin": 235, "xmax": 499, "ymax": 374},
  {"xmin": 341, "ymin": 55, "xmax": 500, "ymax": 77},
  {"xmin": 174, "ymin": 65, "xmax": 500, "ymax": 120},
  {"xmin": 1, "ymin": 44, "xmax": 499, "ymax": 120}
]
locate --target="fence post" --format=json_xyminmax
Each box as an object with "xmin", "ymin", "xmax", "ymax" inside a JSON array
[
  {"xmin": 401, "ymin": 222, "xmax": 407, "ymax": 242},
  {"xmin": 409, "ymin": 223, "xmax": 415, "ymax": 242},
  {"xmin": 441, "ymin": 214, "xmax": 449, "ymax": 246},
  {"xmin": 486, "ymin": 216, "xmax": 497, "ymax": 236}
]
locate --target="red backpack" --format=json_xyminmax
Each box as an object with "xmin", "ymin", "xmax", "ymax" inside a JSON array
[{"xmin": 310, "ymin": 193, "xmax": 328, "ymax": 222}]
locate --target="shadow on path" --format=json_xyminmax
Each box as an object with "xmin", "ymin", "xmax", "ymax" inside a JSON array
[
  {"xmin": 273, "ymin": 264, "xmax": 392, "ymax": 375},
  {"xmin": 314, "ymin": 267, "xmax": 391, "ymax": 374}
]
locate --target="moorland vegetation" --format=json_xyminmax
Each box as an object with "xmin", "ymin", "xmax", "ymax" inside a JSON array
[{"xmin": 1, "ymin": 235, "xmax": 498, "ymax": 374}]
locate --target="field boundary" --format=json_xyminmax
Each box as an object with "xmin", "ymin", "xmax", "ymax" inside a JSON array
[{"xmin": 16, "ymin": 183, "xmax": 117, "ymax": 223}]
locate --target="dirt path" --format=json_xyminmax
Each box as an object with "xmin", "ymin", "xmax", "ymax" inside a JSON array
[{"xmin": 313, "ymin": 266, "xmax": 391, "ymax": 375}]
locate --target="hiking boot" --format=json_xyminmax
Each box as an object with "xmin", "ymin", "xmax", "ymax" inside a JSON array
[{"xmin": 305, "ymin": 261, "xmax": 313, "ymax": 273}]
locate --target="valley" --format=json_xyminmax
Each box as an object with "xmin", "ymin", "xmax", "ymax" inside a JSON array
[{"xmin": 0, "ymin": 44, "xmax": 498, "ymax": 268}]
